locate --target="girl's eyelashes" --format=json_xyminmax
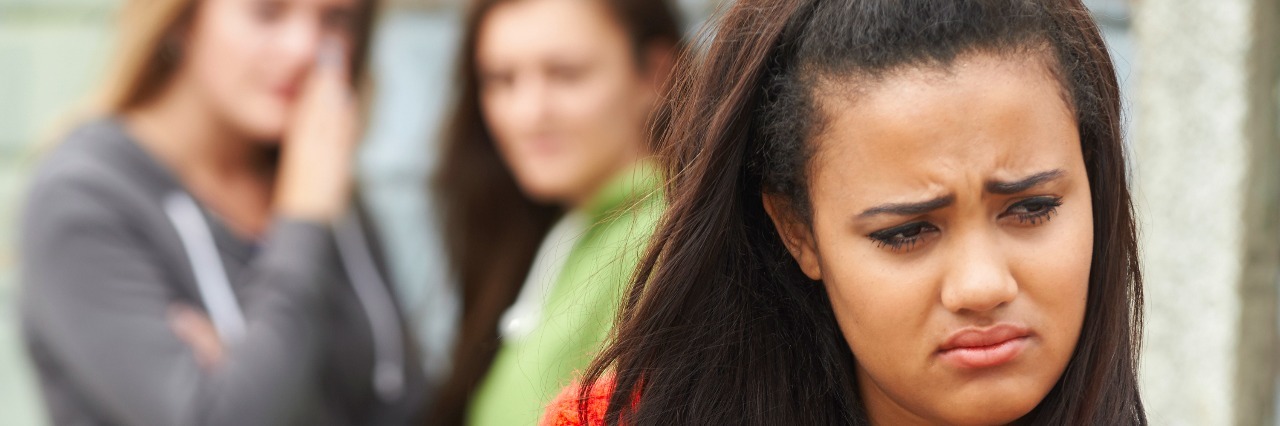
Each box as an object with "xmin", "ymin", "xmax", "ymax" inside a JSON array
[
  {"xmin": 868, "ymin": 221, "xmax": 940, "ymax": 253},
  {"xmin": 1001, "ymin": 196, "xmax": 1063, "ymax": 225},
  {"xmin": 865, "ymin": 196, "xmax": 1064, "ymax": 253}
]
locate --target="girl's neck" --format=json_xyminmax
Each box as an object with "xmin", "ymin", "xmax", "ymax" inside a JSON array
[
  {"xmin": 564, "ymin": 148, "xmax": 645, "ymax": 211},
  {"xmin": 124, "ymin": 82, "xmax": 270, "ymax": 183},
  {"xmin": 123, "ymin": 80, "xmax": 277, "ymax": 238}
]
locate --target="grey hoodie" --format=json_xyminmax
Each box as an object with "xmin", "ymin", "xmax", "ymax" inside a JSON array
[{"xmin": 19, "ymin": 118, "xmax": 426, "ymax": 425}]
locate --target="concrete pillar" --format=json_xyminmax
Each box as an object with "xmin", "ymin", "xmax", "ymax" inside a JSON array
[{"xmin": 1133, "ymin": 0, "xmax": 1280, "ymax": 424}]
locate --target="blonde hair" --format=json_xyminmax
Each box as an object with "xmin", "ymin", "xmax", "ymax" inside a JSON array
[{"xmin": 96, "ymin": 0, "xmax": 381, "ymax": 113}]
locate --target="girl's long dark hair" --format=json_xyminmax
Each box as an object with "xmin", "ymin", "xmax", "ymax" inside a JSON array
[
  {"xmin": 431, "ymin": 0, "xmax": 682, "ymax": 423},
  {"xmin": 580, "ymin": 0, "xmax": 1145, "ymax": 424}
]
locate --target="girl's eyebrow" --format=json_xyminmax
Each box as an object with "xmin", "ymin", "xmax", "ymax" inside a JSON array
[
  {"xmin": 857, "ymin": 169, "xmax": 1065, "ymax": 219},
  {"xmin": 985, "ymin": 169, "xmax": 1066, "ymax": 195},
  {"xmin": 859, "ymin": 195, "xmax": 955, "ymax": 218}
]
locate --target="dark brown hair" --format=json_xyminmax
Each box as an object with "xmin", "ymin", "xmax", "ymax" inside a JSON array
[
  {"xmin": 580, "ymin": 0, "xmax": 1145, "ymax": 424},
  {"xmin": 431, "ymin": 0, "xmax": 682, "ymax": 423}
]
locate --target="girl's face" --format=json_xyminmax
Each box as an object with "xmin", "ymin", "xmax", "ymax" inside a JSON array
[
  {"xmin": 476, "ymin": 0, "xmax": 664, "ymax": 206},
  {"xmin": 767, "ymin": 53, "xmax": 1091, "ymax": 425},
  {"xmin": 179, "ymin": 0, "xmax": 360, "ymax": 141}
]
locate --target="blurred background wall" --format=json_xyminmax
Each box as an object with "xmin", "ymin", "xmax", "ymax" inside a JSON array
[
  {"xmin": 0, "ymin": 0, "xmax": 1274, "ymax": 425},
  {"xmin": 1, "ymin": 2, "xmax": 118, "ymax": 423},
  {"xmin": 1134, "ymin": 0, "xmax": 1280, "ymax": 424}
]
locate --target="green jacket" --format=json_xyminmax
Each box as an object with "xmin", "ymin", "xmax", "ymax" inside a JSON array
[{"xmin": 467, "ymin": 163, "xmax": 663, "ymax": 426}]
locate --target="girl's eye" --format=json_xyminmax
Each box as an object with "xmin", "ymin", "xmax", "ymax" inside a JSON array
[
  {"xmin": 868, "ymin": 221, "xmax": 939, "ymax": 253},
  {"xmin": 547, "ymin": 63, "xmax": 589, "ymax": 84},
  {"xmin": 479, "ymin": 71, "xmax": 515, "ymax": 90},
  {"xmin": 1001, "ymin": 196, "xmax": 1063, "ymax": 225}
]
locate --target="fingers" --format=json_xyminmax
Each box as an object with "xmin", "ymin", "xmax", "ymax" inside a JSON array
[
  {"xmin": 275, "ymin": 37, "xmax": 360, "ymax": 221},
  {"xmin": 316, "ymin": 36, "xmax": 349, "ymax": 79},
  {"xmin": 307, "ymin": 36, "xmax": 354, "ymax": 108},
  {"xmin": 297, "ymin": 36, "xmax": 358, "ymax": 135},
  {"xmin": 168, "ymin": 304, "xmax": 226, "ymax": 371}
]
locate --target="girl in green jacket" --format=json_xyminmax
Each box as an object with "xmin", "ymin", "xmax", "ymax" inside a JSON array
[{"xmin": 431, "ymin": 0, "xmax": 684, "ymax": 424}]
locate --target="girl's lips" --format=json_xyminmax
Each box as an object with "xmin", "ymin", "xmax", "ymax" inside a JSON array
[
  {"xmin": 276, "ymin": 87, "xmax": 300, "ymax": 102},
  {"xmin": 937, "ymin": 324, "xmax": 1031, "ymax": 369}
]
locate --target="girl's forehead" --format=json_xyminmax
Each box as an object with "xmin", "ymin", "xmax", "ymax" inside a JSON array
[
  {"xmin": 474, "ymin": 0, "xmax": 632, "ymax": 70},
  {"xmin": 807, "ymin": 54, "xmax": 1081, "ymax": 198}
]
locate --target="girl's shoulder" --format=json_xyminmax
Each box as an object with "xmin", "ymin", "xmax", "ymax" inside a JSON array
[{"xmin": 542, "ymin": 375, "xmax": 617, "ymax": 426}]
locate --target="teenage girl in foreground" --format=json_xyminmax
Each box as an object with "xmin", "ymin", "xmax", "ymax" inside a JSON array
[{"xmin": 546, "ymin": 0, "xmax": 1146, "ymax": 424}]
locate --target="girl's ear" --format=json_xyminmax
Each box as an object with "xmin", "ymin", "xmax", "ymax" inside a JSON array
[{"xmin": 762, "ymin": 193, "xmax": 822, "ymax": 281}]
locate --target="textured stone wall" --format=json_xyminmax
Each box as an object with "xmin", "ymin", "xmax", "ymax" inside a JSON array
[{"xmin": 1133, "ymin": 0, "xmax": 1280, "ymax": 424}]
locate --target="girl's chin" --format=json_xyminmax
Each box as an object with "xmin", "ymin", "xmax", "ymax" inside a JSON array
[
  {"xmin": 232, "ymin": 119, "xmax": 287, "ymax": 144},
  {"xmin": 251, "ymin": 139, "xmax": 284, "ymax": 146},
  {"xmin": 225, "ymin": 103, "xmax": 289, "ymax": 142},
  {"xmin": 936, "ymin": 396, "xmax": 1039, "ymax": 426},
  {"xmin": 516, "ymin": 174, "xmax": 591, "ymax": 205}
]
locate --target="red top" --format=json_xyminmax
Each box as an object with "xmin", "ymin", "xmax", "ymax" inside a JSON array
[{"xmin": 541, "ymin": 375, "xmax": 617, "ymax": 426}]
